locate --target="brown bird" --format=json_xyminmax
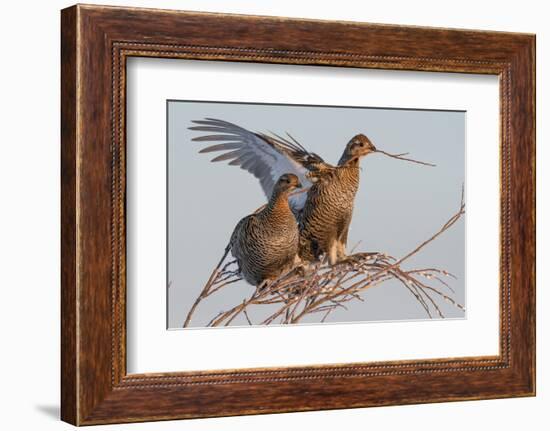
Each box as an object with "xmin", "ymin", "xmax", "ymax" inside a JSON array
[
  {"xmin": 229, "ymin": 173, "xmax": 302, "ymax": 287},
  {"xmin": 190, "ymin": 118, "xmax": 432, "ymax": 266},
  {"xmin": 299, "ymin": 134, "xmax": 376, "ymax": 264}
]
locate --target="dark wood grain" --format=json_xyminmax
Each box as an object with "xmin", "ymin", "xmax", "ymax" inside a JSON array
[
  {"xmin": 60, "ymin": 5, "xmax": 77, "ymax": 425},
  {"xmin": 61, "ymin": 4, "xmax": 535, "ymax": 425}
]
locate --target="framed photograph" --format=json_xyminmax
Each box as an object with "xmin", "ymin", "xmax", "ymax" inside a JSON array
[
  {"xmin": 168, "ymin": 100, "xmax": 465, "ymax": 329},
  {"xmin": 61, "ymin": 4, "xmax": 535, "ymax": 425}
]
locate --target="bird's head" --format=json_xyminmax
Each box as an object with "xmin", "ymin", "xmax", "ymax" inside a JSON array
[
  {"xmin": 274, "ymin": 173, "xmax": 302, "ymax": 194},
  {"xmin": 339, "ymin": 134, "xmax": 377, "ymax": 165}
]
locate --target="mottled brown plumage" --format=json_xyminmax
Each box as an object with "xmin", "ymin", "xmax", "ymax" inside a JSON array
[
  {"xmin": 190, "ymin": 119, "xmax": 420, "ymax": 266},
  {"xmin": 230, "ymin": 174, "xmax": 302, "ymax": 287},
  {"xmin": 299, "ymin": 134, "xmax": 376, "ymax": 264}
]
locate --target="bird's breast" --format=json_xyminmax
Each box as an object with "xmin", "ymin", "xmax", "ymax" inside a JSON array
[{"xmin": 311, "ymin": 173, "xmax": 358, "ymax": 211}]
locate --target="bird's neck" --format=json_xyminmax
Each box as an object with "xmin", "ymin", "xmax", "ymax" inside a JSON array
[
  {"xmin": 338, "ymin": 152, "xmax": 360, "ymax": 166},
  {"xmin": 264, "ymin": 191, "xmax": 293, "ymax": 221},
  {"xmin": 334, "ymin": 160, "xmax": 361, "ymax": 191}
]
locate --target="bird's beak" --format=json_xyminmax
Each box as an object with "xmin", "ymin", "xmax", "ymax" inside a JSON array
[{"xmin": 296, "ymin": 181, "xmax": 303, "ymax": 189}]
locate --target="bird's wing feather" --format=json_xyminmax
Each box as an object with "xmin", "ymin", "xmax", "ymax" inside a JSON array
[{"xmin": 190, "ymin": 118, "xmax": 322, "ymax": 212}]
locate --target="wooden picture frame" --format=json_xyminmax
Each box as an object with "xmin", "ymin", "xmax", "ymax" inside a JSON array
[{"xmin": 61, "ymin": 4, "xmax": 535, "ymax": 425}]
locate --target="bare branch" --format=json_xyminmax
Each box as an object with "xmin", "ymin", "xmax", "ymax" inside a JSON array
[{"xmin": 184, "ymin": 191, "xmax": 465, "ymax": 327}]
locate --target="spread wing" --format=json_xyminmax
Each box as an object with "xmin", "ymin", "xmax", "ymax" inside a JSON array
[{"xmin": 189, "ymin": 118, "xmax": 325, "ymax": 213}]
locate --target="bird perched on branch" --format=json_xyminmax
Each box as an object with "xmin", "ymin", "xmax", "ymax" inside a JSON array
[
  {"xmin": 190, "ymin": 118, "xmax": 433, "ymax": 266},
  {"xmin": 299, "ymin": 134, "xmax": 377, "ymax": 264},
  {"xmin": 228, "ymin": 173, "xmax": 302, "ymax": 288}
]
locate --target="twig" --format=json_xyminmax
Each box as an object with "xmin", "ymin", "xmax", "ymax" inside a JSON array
[
  {"xmin": 183, "ymin": 243, "xmax": 231, "ymax": 327},
  {"xmin": 376, "ymin": 150, "xmax": 436, "ymax": 167}
]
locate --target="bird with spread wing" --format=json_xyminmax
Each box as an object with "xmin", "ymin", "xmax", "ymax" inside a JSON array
[{"xmin": 189, "ymin": 118, "xmax": 434, "ymax": 266}]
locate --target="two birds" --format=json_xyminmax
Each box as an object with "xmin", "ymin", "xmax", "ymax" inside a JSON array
[{"xmin": 190, "ymin": 118, "xmax": 384, "ymax": 288}]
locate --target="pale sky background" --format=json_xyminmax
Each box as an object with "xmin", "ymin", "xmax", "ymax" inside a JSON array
[{"xmin": 168, "ymin": 101, "xmax": 465, "ymax": 328}]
